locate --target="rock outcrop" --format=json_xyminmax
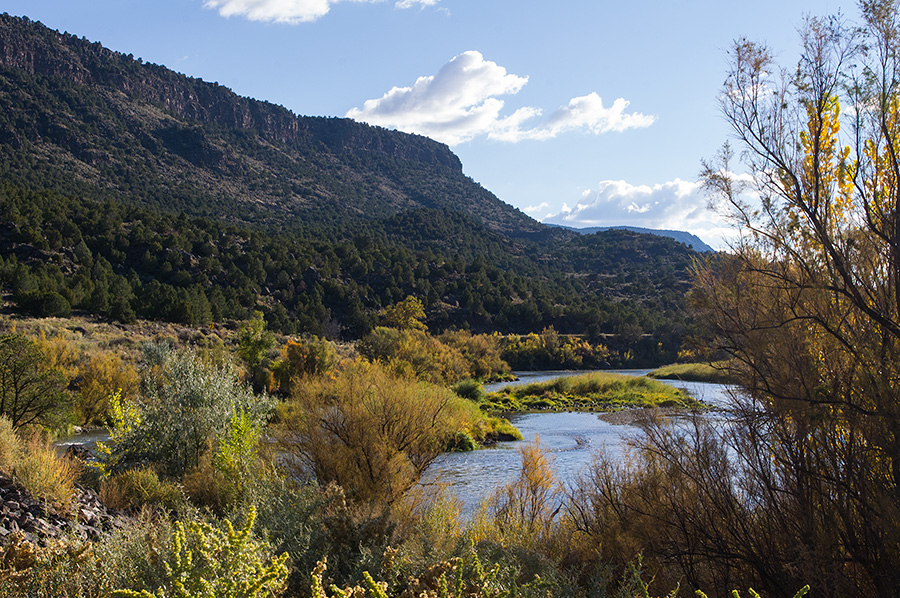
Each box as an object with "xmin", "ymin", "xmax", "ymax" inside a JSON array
[{"xmin": 0, "ymin": 475, "xmax": 124, "ymax": 544}]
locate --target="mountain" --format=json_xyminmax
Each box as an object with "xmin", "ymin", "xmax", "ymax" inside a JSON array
[
  {"xmin": 547, "ymin": 224, "xmax": 715, "ymax": 253},
  {"xmin": 0, "ymin": 13, "xmax": 543, "ymax": 237},
  {"xmin": 0, "ymin": 14, "xmax": 704, "ymax": 366}
]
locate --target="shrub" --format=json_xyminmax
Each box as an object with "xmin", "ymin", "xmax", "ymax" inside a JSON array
[
  {"xmin": 75, "ymin": 350, "xmax": 141, "ymax": 426},
  {"xmin": 182, "ymin": 454, "xmax": 230, "ymax": 514},
  {"xmin": 279, "ymin": 360, "xmax": 476, "ymax": 503},
  {"xmin": 183, "ymin": 409, "xmax": 263, "ymax": 512},
  {"xmin": 469, "ymin": 439, "xmax": 564, "ymax": 560},
  {"xmin": 271, "ymin": 336, "xmax": 337, "ymax": 396},
  {"xmin": 19, "ymin": 291, "xmax": 72, "ymax": 318},
  {"xmin": 109, "ymin": 507, "xmax": 288, "ymax": 598},
  {"xmin": 358, "ymin": 327, "xmax": 471, "ymax": 385},
  {"xmin": 451, "ymin": 379, "xmax": 486, "ymax": 402},
  {"xmin": 99, "ymin": 466, "xmax": 183, "ymax": 511},
  {"xmin": 14, "ymin": 436, "xmax": 81, "ymax": 513},
  {"xmin": 0, "ymin": 415, "xmax": 21, "ymax": 474},
  {"xmin": 97, "ymin": 345, "xmax": 274, "ymax": 477},
  {"xmin": 0, "ymin": 507, "xmax": 175, "ymax": 597},
  {"xmin": 438, "ymin": 331, "xmax": 510, "ymax": 380}
]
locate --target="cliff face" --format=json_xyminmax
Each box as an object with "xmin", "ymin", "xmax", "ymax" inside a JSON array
[
  {"xmin": 0, "ymin": 13, "xmax": 532, "ymax": 233},
  {"xmin": 0, "ymin": 14, "xmax": 461, "ymax": 169}
]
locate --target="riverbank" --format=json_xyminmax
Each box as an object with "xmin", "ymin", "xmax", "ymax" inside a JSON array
[{"xmin": 647, "ymin": 361, "xmax": 738, "ymax": 384}]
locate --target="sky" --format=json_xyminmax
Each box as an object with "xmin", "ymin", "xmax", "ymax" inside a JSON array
[{"xmin": 3, "ymin": 0, "xmax": 850, "ymax": 248}]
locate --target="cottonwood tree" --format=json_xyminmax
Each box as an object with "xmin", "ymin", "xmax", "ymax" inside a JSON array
[
  {"xmin": 572, "ymin": 3, "xmax": 900, "ymax": 597},
  {"xmin": 381, "ymin": 296, "xmax": 427, "ymax": 331},
  {"xmin": 691, "ymin": 1, "xmax": 900, "ymax": 594}
]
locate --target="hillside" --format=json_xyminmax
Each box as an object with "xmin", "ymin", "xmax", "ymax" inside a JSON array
[
  {"xmin": 0, "ymin": 13, "xmax": 704, "ymax": 365},
  {"xmin": 0, "ymin": 13, "xmax": 544, "ymax": 237}
]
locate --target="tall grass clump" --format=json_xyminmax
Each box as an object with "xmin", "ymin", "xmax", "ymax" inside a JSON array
[
  {"xmin": 99, "ymin": 466, "xmax": 183, "ymax": 512},
  {"xmin": 0, "ymin": 416, "xmax": 79, "ymax": 513},
  {"xmin": 451, "ymin": 378, "xmax": 487, "ymax": 402},
  {"xmin": 14, "ymin": 436, "xmax": 81, "ymax": 513},
  {"xmin": 648, "ymin": 361, "xmax": 736, "ymax": 384},
  {"xmin": 0, "ymin": 415, "xmax": 21, "ymax": 473},
  {"xmin": 489, "ymin": 372, "xmax": 703, "ymax": 412}
]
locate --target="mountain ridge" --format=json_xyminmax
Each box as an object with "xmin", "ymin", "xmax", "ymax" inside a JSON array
[{"xmin": 0, "ymin": 12, "xmax": 543, "ymax": 236}]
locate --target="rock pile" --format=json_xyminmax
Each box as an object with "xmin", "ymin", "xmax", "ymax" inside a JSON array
[{"xmin": 0, "ymin": 476, "xmax": 124, "ymax": 544}]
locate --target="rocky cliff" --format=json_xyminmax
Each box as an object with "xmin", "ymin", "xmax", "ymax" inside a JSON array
[{"xmin": 0, "ymin": 13, "xmax": 538, "ymax": 234}]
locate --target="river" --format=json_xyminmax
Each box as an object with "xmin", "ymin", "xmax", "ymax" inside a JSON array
[{"xmin": 423, "ymin": 370, "xmax": 735, "ymax": 513}]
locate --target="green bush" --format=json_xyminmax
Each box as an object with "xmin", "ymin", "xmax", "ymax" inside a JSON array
[
  {"xmin": 109, "ymin": 507, "xmax": 288, "ymax": 598},
  {"xmin": 451, "ymin": 379, "xmax": 486, "ymax": 402},
  {"xmin": 19, "ymin": 291, "xmax": 72, "ymax": 317},
  {"xmin": 97, "ymin": 344, "xmax": 274, "ymax": 477}
]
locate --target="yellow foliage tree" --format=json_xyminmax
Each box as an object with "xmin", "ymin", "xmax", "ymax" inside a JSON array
[
  {"xmin": 381, "ymin": 296, "xmax": 427, "ymax": 331},
  {"xmin": 689, "ymin": 2, "xmax": 900, "ymax": 593}
]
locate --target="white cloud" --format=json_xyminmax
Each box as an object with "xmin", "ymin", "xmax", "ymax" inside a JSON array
[
  {"xmin": 524, "ymin": 202, "xmax": 549, "ymax": 214},
  {"xmin": 395, "ymin": 0, "xmax": 438, "ymax": 7},
  {"xmin": 346, "ymin": 51, "xmax": 654, "ymax": 145},
  {"xmin": 204, "ymin": 0, "xmax": 437, "ymax": 23},
  {"xmin": 542, "ymin": 179, "xmax": 733, "ymax": 249},
  {"xmin": 490, "ymin": 93, "xmax": 656, "ymax": 142}
]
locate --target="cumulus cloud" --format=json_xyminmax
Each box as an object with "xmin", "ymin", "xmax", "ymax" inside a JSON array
[
  {"xmin": 524, "ymin": 202, "xmax": 549, "ymax": 214},
  {"xmin": 346, "ymin": 51, "xmax": 655, "ymax": 145},
  {"xmin": 491, "ymin": 93, "xmax": 656, "ymax": 142},
  {"xmin": 204, "ymin": 0, "xmax": 436, "ymax": 24},
  {"xmin": 542, "ymin": 179, "xmax": 732, "ymax": 249}
]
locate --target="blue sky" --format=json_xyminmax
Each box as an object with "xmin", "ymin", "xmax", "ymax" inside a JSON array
[{"xmin": 4, "ymin": 0, "xmax": 848, "ymax": 248}]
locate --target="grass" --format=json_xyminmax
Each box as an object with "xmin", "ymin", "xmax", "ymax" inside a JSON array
[
  {"xmin": 0, "ymin": 416, "xmax": 22, "ymax": 474},
  {"xmin": 481, "ymin": 372, "xmax": 707, "ymax": 414},
  {"xmin": 647, "ymin": 361, "xmax": 737, "ymax": 384},
  {"xmin": 14, "ymin": 437, "xmax": 81, "ymax": 513}
]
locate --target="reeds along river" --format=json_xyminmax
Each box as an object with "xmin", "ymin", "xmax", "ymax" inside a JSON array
[{"xmin": 423, "ymin": 370, "xmax": 735, "ymax": 513}]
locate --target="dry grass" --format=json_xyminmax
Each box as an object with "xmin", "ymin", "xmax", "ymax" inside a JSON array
[
  {"xmin": 99, "ymin": 466, "xmax": 183, "ymax": 511},
  {"xmin": 0, "ymin": 416, "xmax": 22, "ymax": 474},
  {"xmin": 14, "ymin": 436, "xmax": 81, "ymax": 514}
]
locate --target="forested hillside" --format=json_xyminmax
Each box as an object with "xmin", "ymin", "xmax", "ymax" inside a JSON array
[{"xmin": 0, "ymin": 13, "xmax": 705, "ymax": 365}]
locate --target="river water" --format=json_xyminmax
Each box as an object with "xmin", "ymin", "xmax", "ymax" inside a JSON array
[{"xmin": 423, "ymin": 370, "xmax": 735, "ymax": 513}]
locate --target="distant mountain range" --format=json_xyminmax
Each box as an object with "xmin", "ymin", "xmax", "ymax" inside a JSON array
[
  {"xmin": 546, "ymin": 224, "xmax": 715, "ymax": 252},
  {"xmin": 0, "ymin": 13, "xmax": 706, "ymax": 365}
]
